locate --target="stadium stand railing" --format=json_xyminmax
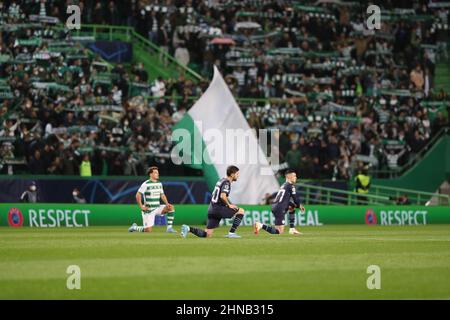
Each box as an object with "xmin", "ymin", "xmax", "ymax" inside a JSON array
[
  {"xmin": 296, "ymin": 182, "xmax": 391, "ymax": 206},
  {"xmin": 371, "ymin": 184, "xmax": 450, "ymax": 206},
  {"xmin": 55, "ymin": 24, "xmax": 203, "ymax": 82},
  {"xmin": 296, "ymin": 182, "xmax": 449, "ymax": 206}
]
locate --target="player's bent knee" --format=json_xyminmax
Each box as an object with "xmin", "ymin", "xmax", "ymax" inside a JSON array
[
  {"xmin": 275, "ymin": 226, "xmax": 284, "ymax": 234},
  {"xmin": 144, "ymin": 227, "xmax": 153, "ymax": 232},
  {"xmin": 238, "ymin": 208, "xmax": 244, "ymax": 214}
]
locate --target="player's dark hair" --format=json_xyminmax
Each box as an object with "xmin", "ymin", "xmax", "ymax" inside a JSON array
[
  {"xmin": 285, "ymin": 169, "xmax": 296, "ymax": 176},
  {"xmin": 147, "ymin": 166, "xmax": 159, "ymax": 175},
  {"xmin": 226, "ymin": 165, "xmax": 239, "ymax": 176}
]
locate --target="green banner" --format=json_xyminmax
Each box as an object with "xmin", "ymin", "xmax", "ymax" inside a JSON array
[
  {"xmin": 1, "ymin": 204, "xmax": 449, "ymax": 228},
  {"xmin": 220, "ymin": 205, "xmax": 450, "ymax": 227}
]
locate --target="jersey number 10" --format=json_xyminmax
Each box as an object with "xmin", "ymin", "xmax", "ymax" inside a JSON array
[
  {"xmin": 211, "ymin": 186, "xmax": 221, "ymax": 203},
  {"xmin": 274, "ymin": 189, "xmax": 285, "ymax": 203}
]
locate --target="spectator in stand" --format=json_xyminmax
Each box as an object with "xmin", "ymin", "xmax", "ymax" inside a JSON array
[
  {"xmin": 151, "ymin": 76, "xmax": 166, "ymax": 97},
  {"xmin": 174, "ymin": 41, "xmax": 190, "ymax": 67},
  {"xmin": 284, "ymin": 143, "xmax": 301, "ymax": 175},
  {"xmin": 410, "ymin": 64, "xmax": 425, "ymax": 91},
  {"xmin": 20, "ymin": 181, "xmax": 39, "ymax": 203},
  {"xmin": 72, "ymin": 188, "xmax": 86, "ymax": 204},
  {"xmin": 355, "ymin": 167, "xmax": 371, "ymax": 204},
  {"xmin": 80, "ymin": 154, "xmax": 92, "ymax": 177},
  {"xmin": 394, "ymin": 194, "xmax": 411, "ymax": 205}
]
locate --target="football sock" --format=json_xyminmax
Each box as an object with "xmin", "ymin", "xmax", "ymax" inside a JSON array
[
  {"xmin": 289, "ymin": 213, "xmax": 296, "ymax": 228},
  {"xmin": 136, "ymin": 226, "xmax": 145, "ymax": 232},
  {"xmin": 166, "ymin": 212, "xmax": 174, "ymax": 229},
  {"xmin": 262, "ymin": 224, "xmax": 280, "ymax": 234},
  {"xmin": 229, "ymin": 214, "xmax": 244, "ymax": 233},
  {"xmin": 189, "ymin": 227, "xmax": 207, "ymax": 238}
]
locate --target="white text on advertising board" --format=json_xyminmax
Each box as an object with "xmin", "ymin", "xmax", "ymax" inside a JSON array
[
  {"xmin": 221, "ymin": 210, "xmax": 323, "ymax": 227},
  {"xmin": 379, "ymin": 210, "xmax": 427, "ymax": 225},
  {"xmin": 29, "ymin": 209, "xmax": 90, "ymax": 227}
]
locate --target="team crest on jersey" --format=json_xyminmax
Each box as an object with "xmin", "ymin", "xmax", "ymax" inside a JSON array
[{"xmin": 8, "ymin": 207, "xmax": 23, "ymax": 228}]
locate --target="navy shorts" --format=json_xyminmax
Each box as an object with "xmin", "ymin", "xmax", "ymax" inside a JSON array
[
  {"xmin": 271, "ymin": 206, "xmax": 287, "ymax": 226},
  {"xmin": 206, "ymin": 206, "xmax": 238, "ymax": 229}
]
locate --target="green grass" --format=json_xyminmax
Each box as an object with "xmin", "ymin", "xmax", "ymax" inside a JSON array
[{"xmin": 1, "ymin": 225, "xmax": 450, "ymax": 299}]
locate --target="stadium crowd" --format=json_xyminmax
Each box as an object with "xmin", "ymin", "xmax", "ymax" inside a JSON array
[{"xmin": 0, "ymin": 0, "xmax": 449, "ymax": 179}]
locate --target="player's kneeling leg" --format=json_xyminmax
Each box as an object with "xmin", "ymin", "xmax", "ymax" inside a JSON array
[
  {"xmin": 275, "ymin": 225, "xmax": 285, "ymax": 234},
  {"xmin": 261, "ymin": 224, "xmax": 281, "ymax": 234},
  {"xmin": 288, "ymin": 203, "xmax": 296, "ymax": 228},
  {"xmin": 189, "ymin": 226, "xmax": 208, "ymax": 237},
  {"xmin": 261, "ymin": 212, "xmax": 283, "ymax": 234},
  {"xmin": 163, "ymin": 204, "xmax": 176, "ymax": 232},
  {"xmin": 289, "ymin": 212, "xmax": 296, "ymax": 228},
  {"xmin": 141, "ymin": 212, "xmax": 156, "ymax": 232},
  {"xmin": 229, "ymin": 208, "xmax": 244, "ymax": 234},
  {"xmin": 192, "ymin": 215, "xmax": 221, "ymax": 238}
]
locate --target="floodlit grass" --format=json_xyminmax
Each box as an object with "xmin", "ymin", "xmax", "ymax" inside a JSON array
[{"xmin": 1, "ymin": 225, "xmax": 450, "ymax": 299}]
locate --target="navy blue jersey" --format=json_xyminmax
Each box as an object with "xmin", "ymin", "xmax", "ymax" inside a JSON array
[
  {"xmin": 209, "ymin": 178, "xmax": 231, "ymax": 208},
  {"xmin": 271, "ymin": 182, "xmax": 300, "ymax": 212}
]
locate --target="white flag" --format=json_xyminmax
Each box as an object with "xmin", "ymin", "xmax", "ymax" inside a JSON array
[{"xmin": 172, "ymin": 66, "xmax": 279, "ymax": 204}]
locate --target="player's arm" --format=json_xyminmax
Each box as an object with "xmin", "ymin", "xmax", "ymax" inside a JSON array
[
  {"xmin": 160, "ymin": 186, "xmax": 174, "ymax": 211},
  {"xmin": 290, "ymin": 198, "xmax": 305, "ymax": 213},
  {"xmin": 136, "ymin": 182, "xmax": 150, "ymax": 211},
  {"xmin": 299, "ymin": 203, "xmax": 305, "ymax": 213},
  {"xmin": 220, "ymin": 192, "xmax": 238, "ymax": 210},
  {"xmin": 161, "ymin": 193, "xmax": 174, "ymax": 211},
  {"xmin": 161, "ymin": 193, "xmax": 170, "ymax": 206},
  {"xmin": 135, "ymin": 192, "xmax": 148, "ymax": 211},
  {"xmin": 291, "ymin": 186, "xmax": 305, "ymax": 213}
]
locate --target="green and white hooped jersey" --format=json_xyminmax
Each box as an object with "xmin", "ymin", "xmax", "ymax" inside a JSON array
[{"xmin": 138, "ymin": 180, "xmax": 164, "ymax": 213}]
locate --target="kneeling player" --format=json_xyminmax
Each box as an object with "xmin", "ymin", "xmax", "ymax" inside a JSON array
[
  {"xmin": 128, "ymin": 166, "xmax": 177, "ymax": 233},
  {"xmin": 254, "ymin": 169, "xmax": 305, "ymax": 235},
  {"xmin": 181, "ymin": 165, "xmax": 244, "ymax": 238}
]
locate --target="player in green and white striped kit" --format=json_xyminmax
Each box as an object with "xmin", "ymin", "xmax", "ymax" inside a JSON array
[{"xmin": 128, "ymin": 166, "xmax": 177, "ymax": 233}]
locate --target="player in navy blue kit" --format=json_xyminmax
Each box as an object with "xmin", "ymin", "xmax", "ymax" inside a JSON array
[
  {"xmin": 181, "ymin": 165, "xmax": 245, "ymax": 238},
  {"xmin": 254, "ymin": 169, "xmax": 305, "ymax": 235}
]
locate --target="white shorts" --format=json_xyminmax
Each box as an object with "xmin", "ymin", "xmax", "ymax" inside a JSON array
[{"xmin": 142, "ymin": 205, "xmax": 166, "ymax": 228}]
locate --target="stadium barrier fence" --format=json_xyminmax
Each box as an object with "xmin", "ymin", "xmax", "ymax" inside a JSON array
[
  {"xmin": 297, "ymin": 182, "xmax": 450, "ymax": 206},
  {"xmin": 55, "ymin": 24, "xmax": 203, "ymax": 81},
  {"xmin": 1, "ymin": 204, "xmax": 449, "ymax": 228}
]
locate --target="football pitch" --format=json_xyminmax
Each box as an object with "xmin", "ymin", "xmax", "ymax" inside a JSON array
[{"xmin": 1, "ymin": 225, "xmax": 450, "ymax": 299}]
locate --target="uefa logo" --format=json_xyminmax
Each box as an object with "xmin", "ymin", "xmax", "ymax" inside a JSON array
[
  {"xmin": 365, "ymin": 209, "xmax": 377, "ymax": 225},
  {"xmin": 8, "ymin": 208, "xmax": 23, "ymax": 228}
]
